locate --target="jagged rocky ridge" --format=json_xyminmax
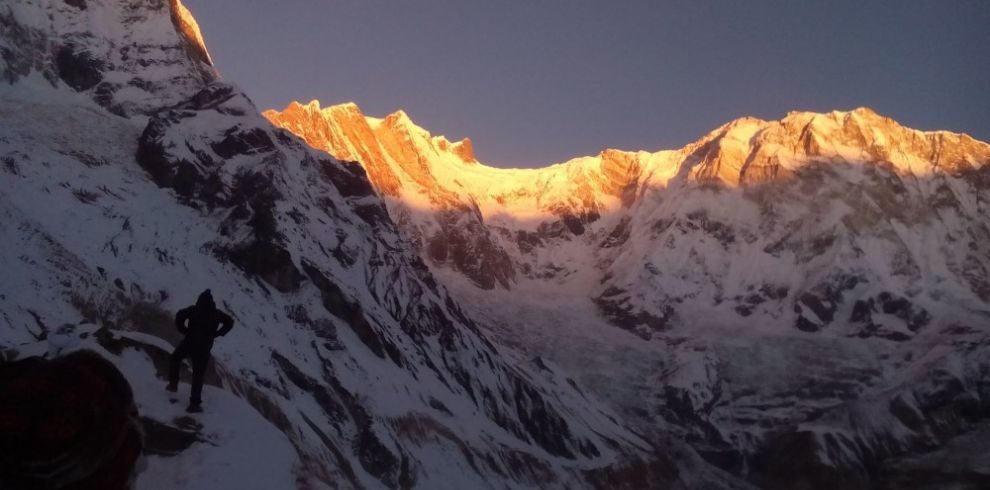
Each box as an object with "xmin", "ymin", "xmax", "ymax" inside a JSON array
[
  {"xmin": 266, "ymin": 99, "xmax": 990, "ymax": 488},
  {"xmin": 0, "ymin": 1, "xmax": 753, "ymax": 489}
]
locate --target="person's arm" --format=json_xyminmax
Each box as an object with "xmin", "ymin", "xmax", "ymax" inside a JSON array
[
  {"xmin": 175, "ymin": 307, "xmax": 192, "ymax": 335},
  {"xmin": 216, "ymin": 310, "xmax": 234, "ymax": 337}
]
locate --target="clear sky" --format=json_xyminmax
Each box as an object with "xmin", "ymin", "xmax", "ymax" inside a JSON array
[{"xmin": 184, "ymin": 0, "xmax": 989, "ymax": 168}]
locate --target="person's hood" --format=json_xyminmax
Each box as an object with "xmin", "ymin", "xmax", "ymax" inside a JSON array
[{"xmin": 196, "ymin": 289, "xmax": 215, "ymax": 310}]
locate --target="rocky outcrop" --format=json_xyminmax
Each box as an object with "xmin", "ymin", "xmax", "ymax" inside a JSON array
[
  {"xmin": 0, "ymin": 350, "xmax": 142, "ymax": 490},
  {"xmin": 425, "ymin": 207, "xmax": 516, "ymax": 289},
  {"xmin": 1, "ymin": 0, "xmax": 216, "ymax": 115}
]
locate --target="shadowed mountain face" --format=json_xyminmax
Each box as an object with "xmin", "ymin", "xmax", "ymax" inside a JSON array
[{"xmin": 267, "ymin": 101, "xmax": 990, "ymax": 488}]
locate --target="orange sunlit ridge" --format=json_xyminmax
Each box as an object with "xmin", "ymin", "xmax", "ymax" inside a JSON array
[{"xmin": 263, "ymin": 100, "xmax": 990, "ymax": 222}]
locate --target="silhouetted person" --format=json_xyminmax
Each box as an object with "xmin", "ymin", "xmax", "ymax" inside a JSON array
[{"xmin": 167, "ymin": 289, "xmax": 234, "ymax": 413}]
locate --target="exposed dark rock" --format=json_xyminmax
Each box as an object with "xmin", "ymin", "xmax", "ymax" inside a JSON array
[
  {"xmin": 583, "ymin": 453, "xmax": 679, "ymax": 490},
  {"xmin": 210, "ymin": 127, "xmax": 275, "ymax": 159},
  {"xmin": 683, "ymin": 210, "xmax": 736, "ymax": 249},
  {"xmin": 513, "ymin": 377, "xmax": 580, "ymax": 459},
  {"xmin": 535, "ymin": 219, "xmax": 572, "ymax": 240},
  {"xmin": 798, "ymin": 293, "xmax": 834, "ymax": 323},
  {"xmin": 65, "ymin": 150, "xmax": 109, "ymax": 168},
  {"xmin": 354, "ymin": 202, "xmax": 392, "ymax": 227},
  {"xmin": 425, "ymin": 209, "xmax": 515, "ymax": 290},
  {"xmin": 849, "ymin": 292, "xmax": 931, "ymax": 340},
  {"xmin": 850, "ymin": 299, "xmax": 873, "ymax": 324},
  {"xmin": 225, "ymin": 240, "xmax": 304, "ymax": 293},
  {"xmin": 594, "ymin": 289, "xmax": 674, "ymax": 339},
  {"xmin": 600, "ymin": 217, "xmax": 631, "ymax": 249},
  {"xmin": 271, "ymin": 352, "xmax": 347, "ymax": 423},
  {"xmin": 1, "ymin": 155, "xmax": 19, "ymax": 175},
  {"xmin": 137, "ymin": 119, "xmax": 216, "ymax": 204},
  {"xmin": 889, "ymin": 394, "xmax": 926, "ymax": 433},
  {"xmin": 515, "ymin": 230, "xmax": 543, "ymax": 254},
  {"xmin": 961, "ymin": 255, "xmax": 990, "ymax": 301},
  {"xmin": 428, "ymin": 397, "xmax": 452, "ymax": 416},
  {"xmin": 562, "ymin": 213, "xmax": 587, "ymax": 235},
  {"xmin": 878, "ymin": 292, "xmax": 930, "ymax": 331},
  {"xmin": 55, "ymin": 45, "xmax": 103, "ymax": 91},
  {"xmin": 733, "ymin": 284, "xmax": 789, "ymax": 317},
  {"xmin": 795, "ymin": 315, "xmax": 823, "ymax": 333},
  {"xmin": 272, "ymin": 351, "xmax": 407, "ymax": 488},
  {"xmin": 302, "ymin": 260, "xmax": 386, "ymax": 359},
  {"xmin": 0, "ymin": 350, "xmax": 142, "ymax": 490},
  {"xmin": 878, "ymin": 463, "xmax": 990, "ymax": 490},
  {"xmin": 141, "ymin": 416, "xmax": 207, "ymax": 456},
  {"xmin": 229, "ymin": 170, "xmax": 281, "ymax": 238},
  {"xmin": 793, "ymin": 274, "xmax": 863, "ymax": 332},
  {"xmin": 356, "ymin": 422, "xmax": 402, "ymax": 488},
  {"xmin": 0, "ymin": 9, "xmax": 44, "ymax": 84},
  {"xmin": 318, "ymin": 158, "xmax": 377, "ymax": 198},
  {"xmin": 751, "ymin": 429, "xmax": 873, "ymax": 490},
  {"xmin": 177, "ymin": 82, "xmax": 238, "ymax": 111},
  {"xmin": 285, "ymin": 305, "xmax": 344, "ymax": 350}
]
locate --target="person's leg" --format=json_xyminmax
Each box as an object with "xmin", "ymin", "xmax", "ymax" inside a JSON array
[
  {"xmin": 167, "ymin": 340, "xmax": 190, "ymax": 391},
  {"xmin": 188, "ymin": 349, "xmax": 210, "ymax": 409}
]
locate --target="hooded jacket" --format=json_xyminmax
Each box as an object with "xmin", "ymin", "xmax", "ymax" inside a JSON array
[{"xmin": 175, "ymin": 290, "xmax": 234, "ymax": 347}]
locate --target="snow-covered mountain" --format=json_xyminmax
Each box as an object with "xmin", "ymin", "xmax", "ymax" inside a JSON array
[
  {"xmin": 0, "ymin": 1, "xmax": 750, "ymax": 489},
  {"xmin": 2, "ymin": 0, "xmax": 988, "ymax": 487},
  {"xmin": 265, "ymin": 100, "xmax": 990, "ymax": 488},
  {"xmin": 265, "ymin": 101, "xmax": 990, "ymax": 331}
]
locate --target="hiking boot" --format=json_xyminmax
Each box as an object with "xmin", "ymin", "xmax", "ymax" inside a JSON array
[
  {"xmin": 165, "ymin": 382, "xmax": 178, "ymax": 393},
  {"xmin": 186, "ymin": 403, "xmax": 203, "ymax": 413}
]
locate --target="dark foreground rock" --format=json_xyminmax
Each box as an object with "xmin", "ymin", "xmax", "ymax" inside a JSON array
[{"xmin": 0, "ymin": 350, "xmax": 143, "ymax": 490}]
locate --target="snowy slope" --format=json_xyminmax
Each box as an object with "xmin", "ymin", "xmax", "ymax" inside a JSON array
[
  {"xmin": 266, "ymin": 101, "xmax": 990, "ymax": 488},
  {"xmin": 0, "ymin": 2, "xmax": 750, "ymax": 489},
  {"xmin": 5, "ymin": 325, "xmax": 299, "ymax": 490}
]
